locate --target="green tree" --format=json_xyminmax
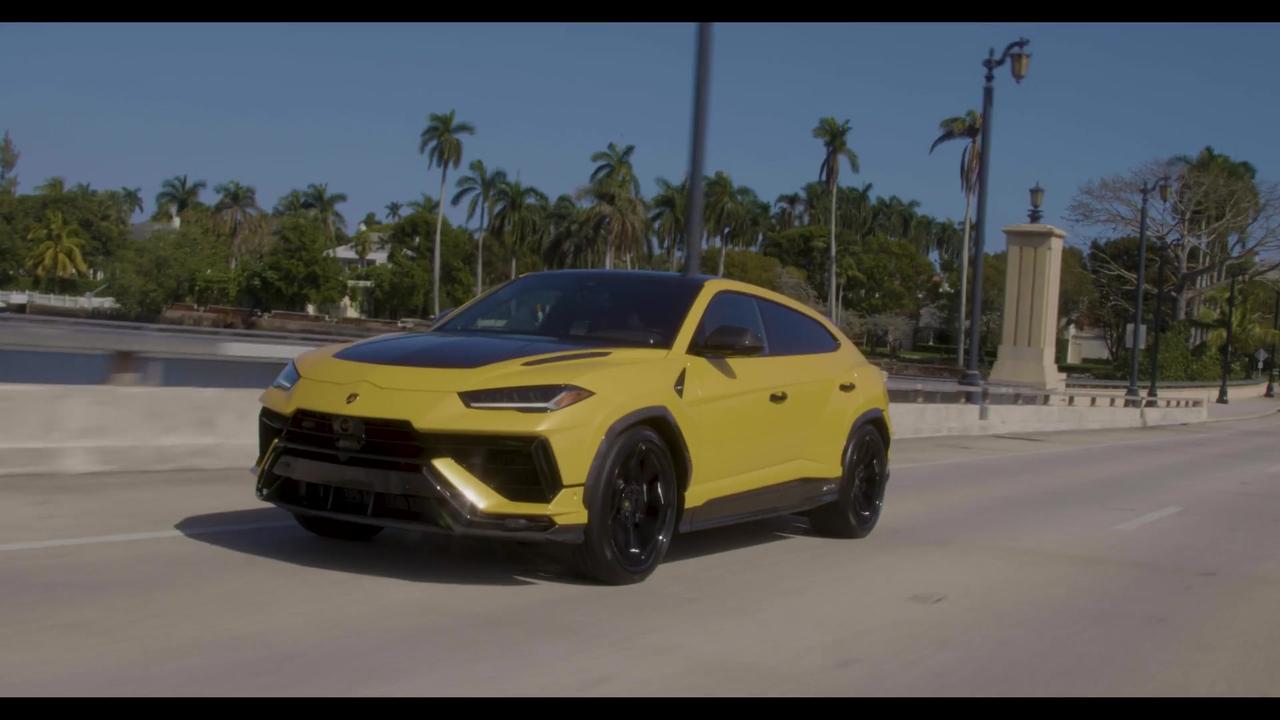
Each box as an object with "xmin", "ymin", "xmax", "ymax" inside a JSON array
[
  {"xmin": 419, "ymin": 109, "xmax": 476, "ymax": 317},
  {"xmin": 813, "ymin": 116, "xmax": 860, "ymax": 316},
  {"xmin": 384, "ymin": 201, "xmax": 404, "ymax": 223},
  {"xmin": 240, "ymin": 214, "xmax": 345, "ymax": 312},
  {"xmin": 452, "ymin": 159, "xmax": 507, "ymax": 296},
  {"xmin": 155, "ymin": 175, "xmax": 207, "ymax": 222},
  {"xmin": 590, "ymin": 142, "xmax": 641, "ymax": 196},
  {"xmin": 213, "ymin": 180, "xmax": 263, "ymax": 268},
  {"xmin": 118, "ymin": 187, "xmax": 144, "ymax": 223},
  {"xmin": 0, "ymin": 130, "xmax": 18, "ymax": 196},
  {"xmin": 301, "ymin": 183, "xmax": 348, "ymax": 240},
  {"xmin": 651, "ymin": 177, "xmax": 687, "ymax": 271},
  {"xmin": 929, "ymin": 110, "xmax": 982, "ymax": 362},
  {"xmin": 579, "ymin": 175, "xmax": 645, "ymax": 271},
  {"xmin": 25, "ymin": 211, "xmax": 89, "ymax": 292},
  {"xmin": 36, "ymin": 177, "xmax": 66, "ymax": 196},
  {"xmin": 493, "ymin": 179, "xmax": 549, "ymax": 278}
]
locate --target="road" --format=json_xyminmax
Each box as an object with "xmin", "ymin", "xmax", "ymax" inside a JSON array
[{"xmin": 2, "ymin": 414, "xmax": 1279, "ymax": 695}]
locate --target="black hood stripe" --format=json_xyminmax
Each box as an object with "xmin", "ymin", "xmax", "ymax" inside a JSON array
[
  {"xmin": 521, "ymin": 351, "xmax": 613, "ymax": 367},
  {"xmin": 334, "ymin": 332, "xmax": 614, "ymax": 369}
]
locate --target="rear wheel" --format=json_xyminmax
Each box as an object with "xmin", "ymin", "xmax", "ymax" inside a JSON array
[
  {"xmin": 809, "ymin": 425, "xmax": 888, "ymax": 538},
  {"xmin": 574, "ymin": 426, "xmax": 679, "ymax": 585},
  {"xmin": 292, "ymin": 512, "xmax": 385, "ymax": 541}
]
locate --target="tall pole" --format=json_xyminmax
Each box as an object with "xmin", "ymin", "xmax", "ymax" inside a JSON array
[
  {"xmin": 682, "ymin": 23, "xmax": 711, "ymax": 277},
  {"xmin": 1217, "ymin": 273, "xmax": 1237, "ymax": 404},
  {"xmin": 1147, "ymin": 241, "xmax": 1167, "ymax": 402},
  {"xmin": 960, "ymin": 63, "xmax": 996, "ymax": 387},
  {"xmin": 1126, "ymin": 189, "xmax": 1151, "ymax": 406},
  {"xmin": 1267, "ymin": 288, "xmax": 1279, "ymax": 398}
]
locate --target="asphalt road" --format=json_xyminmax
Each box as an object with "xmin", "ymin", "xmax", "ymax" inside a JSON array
[{"xmin": 2, "ymin": 415, "xmax": 1279, "ymax": 696}]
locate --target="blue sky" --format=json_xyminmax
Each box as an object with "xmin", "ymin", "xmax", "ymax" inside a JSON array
[{"xmin": 3, "ymin": 22, "xmax": 1280, "ymax": 251}]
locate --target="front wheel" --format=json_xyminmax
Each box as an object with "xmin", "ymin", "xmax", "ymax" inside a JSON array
[
  {"xmin": 574, "ymin": 426, "xmax": 679, "ymax": 585},
  {"xmin": 809, "ymin": 425, "xmax": 888, "ymax": 538},
  {"xmin": 293, "ymin": 512, "xmax": 385, "ymax": 541}
]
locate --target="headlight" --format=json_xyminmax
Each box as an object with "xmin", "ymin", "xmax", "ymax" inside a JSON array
[
  {"xmin": 271, "ymin": 361, "xmax": 300, "ymax": 391},
  {"xmin": 458, "ymin": 385, "xmax": 594, "ymax": 412}
]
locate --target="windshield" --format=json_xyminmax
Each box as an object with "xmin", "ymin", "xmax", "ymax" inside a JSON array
[{"xmin": 436, "ymin": 273, "xmax": 703, "ymax": 349}]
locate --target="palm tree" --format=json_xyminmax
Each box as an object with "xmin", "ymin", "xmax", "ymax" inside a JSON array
[
  {"xmin": 419, "ymin": 109, "xmax": 476, "ymax": 317},
  {"xmin": 273, "ymin": 190, "xmax": 307, "ymax": 216},
  {"xmin": 213, "ymin": 181, "xmax": 263, "ymax": 268},
  {"xmin": 407, "ymin": 193, "xmax": 440, "ymax": 217},
  {"xmin": 352, "ymin": 228, "xmax": 376, "ymax": 269},
  {"xmin": 577, "ymin": 175, "xmax": 647, "ymax": 271},
  {"xmin": 452, "ymin": 159, "xmax": 508, "ymax": 297},
  {"xmin": 492, "ymin": 179, "xmax": 549, "ymax": 279},
  {"xmin": 543, "ymin": 194, "xmax": 592, "ymax": 268},
  {"xmin": 814, "ymin": 117, "xmax": 860, "ymax": 317},
  {"xmin": 590, "ymin": 142, "xmax": 641, "ymax": 197},
  {"xmin": 119, "ymin": 187, "xmax": 144, "ymax": 222},
  {"xmin": 775, "ymin": 192, "xmax": 805, "ymax": 231},
  {"xmin": 650, "ymin": 177, "xmax": 687, "ymax": 271},
  {"xmin": 384, "ymin": 201, "xmax": 404, "ymax": 223},
  {"xmin": 930, "ymin": 109, "xmax": 982, "ymax": 364},
  {"xmin": 36, "ymin": 177, "xmax": 66, "ymax": 196},
  {"xmin": 703, "ymin": 171, "xmax": 737, "ymax": 277},
  {"xmin": 156, "ymin": 175, "xmax": 208, "ymax": 224},
  {"xmin": 25, "ymin": 211, "xmax": 89, "ymax": 292},
  {"xmin": 302, "ymin": 183, "xmax": 348, "ymax": 240}
]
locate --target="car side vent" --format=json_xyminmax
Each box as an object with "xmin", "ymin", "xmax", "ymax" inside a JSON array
[
  {"xmin": 674, "ymin": 368, "xmax": 686, "ymax": 398},
  {"xmin": 521, "ymin": 351, "xmax": 613, "ymax": 367}
]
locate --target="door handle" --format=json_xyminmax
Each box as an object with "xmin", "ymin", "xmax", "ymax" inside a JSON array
[
  {"xmin": 770, "ymin": 391, "xmax": 788, "ymax": 403},
  {"xmin": 839, "ymin": 382, "xmax": 856, "ymax": 393}
]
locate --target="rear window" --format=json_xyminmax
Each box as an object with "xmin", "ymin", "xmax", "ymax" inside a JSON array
[{"xmin": 755, "ymin": 297, "xmax": 840, "ymax": 356}]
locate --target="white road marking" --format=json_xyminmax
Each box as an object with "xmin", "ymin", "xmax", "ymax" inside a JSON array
[
  {"xmin": 1113, "ymin": 506, "xmax": 1183, "ymax": 531},
  {"xmin": 215, "ymin": 342, "xmax": 312, "ymax": 359},
  {"xmin": 0, "ymin": 521, "xmax": 295, "ymax": 553}
]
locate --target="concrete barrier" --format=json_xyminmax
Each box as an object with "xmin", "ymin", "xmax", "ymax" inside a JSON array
[{"xmin": 0, "ymin": 381, "xmax": 1261, "ymax": 476}]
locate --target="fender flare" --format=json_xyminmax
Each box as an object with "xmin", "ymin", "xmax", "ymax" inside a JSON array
[{"xmin": 580, "ymin": 406, "xmax": 692, "ymax": 513}]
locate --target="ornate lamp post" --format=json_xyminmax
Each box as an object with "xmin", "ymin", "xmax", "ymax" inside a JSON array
[
  {"xmin": 1027, "ymin": 182, "xmax": 1045, "ymax": 223},
  {"xmin": 1125, "ymin": 176, "xmax": 1171, "ymax": 407},
  {"xmin": 1267, "ymin": 286, "xmax": 1279, "ymax": 398},
  {"xmin": 1217, "ymin": 268, "xmax": 1241, "ymax": 405},
  {"xmin": 682, "ymin": 23, "xmax": 712, "ymax": 277},
  {"xmin": 1147, "ymin": 235, "xmax": 1179, "ymax": 403},
  {"xmin": 960, "ymin": 37, "xmax": 1032, "ymax": 389}
]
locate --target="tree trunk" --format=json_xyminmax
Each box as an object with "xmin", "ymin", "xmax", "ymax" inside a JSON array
[
  {"xmin": 432, "ymin": 169, "xmax": 447, "ymax": 318},
  {"xmin": 958, "ymin": 192, "xmax": 972, "ymax": 366},
  {"xmin": 717, "ymin": 232, "xmax": 726, "ymax": 277},
  {"xmin": 605, "ymin": 240, "xmax": 613, "ymax": 270},
  {"xmin": 668, "ymin": 232, "xmax": 677, "ymax": 271},
  {"xmin": 828, "ymin": 180, "xmax": 838, "ymax": 320}
]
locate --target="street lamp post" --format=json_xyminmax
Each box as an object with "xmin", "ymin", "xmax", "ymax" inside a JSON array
[
  {"xmin": 960, "ymin": 38, "xmax": 1031, "ymax": 389},
  {"xmin": 1217, "ymin": 271, "xmax": 1239, "ymax": 404},
  {"xmin": 681, "ymin": 22, "xmax": 712, "ymax": 278},
  {"xmin": 1267, "ymin": 287, "xmax": 1279, "ymax": 398},
  {"xmin": 1147, "ymin": 237, "xmax": 1175, "ymax": 403},
  {"xmin": 1125, "ymin": 176, "xmax": 1171, "ymax": 407}
]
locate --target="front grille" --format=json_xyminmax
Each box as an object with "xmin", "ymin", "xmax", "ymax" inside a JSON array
[{"xmin": 270, "ymin": 409, "xmax": 562, "ymax": 503}]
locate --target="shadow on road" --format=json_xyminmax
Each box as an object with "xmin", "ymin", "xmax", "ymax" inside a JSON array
[{"xmin": 176, "ymin": 507, "xmax": 812, "ymax": 586}]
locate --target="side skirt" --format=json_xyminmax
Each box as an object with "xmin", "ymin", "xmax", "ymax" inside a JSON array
[{"xmin": 678, "ymin": 477, "xmax": 841, "ymax": 534}]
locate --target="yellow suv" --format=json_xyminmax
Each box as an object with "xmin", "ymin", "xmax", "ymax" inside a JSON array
[{"xmin": 256, "ymin": 270, "xmax": 892, "ymax": 584}]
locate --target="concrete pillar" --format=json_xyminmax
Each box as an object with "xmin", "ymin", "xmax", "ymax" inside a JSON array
[{"xmin": 989, "ymin": 223, "xmax": 1068, "ymax": 390}]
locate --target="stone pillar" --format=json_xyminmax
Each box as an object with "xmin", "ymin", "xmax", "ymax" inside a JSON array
[{"xmin": 989, "ymin": 223, "xmax": 1068, "ymax": 390}]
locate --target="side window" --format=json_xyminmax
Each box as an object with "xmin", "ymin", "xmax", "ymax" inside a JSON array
[
  {"xmin": 756, "ymin": 298, "xmax": 839, "ymax": 356},
  {"xmin": 692, "ymin": 292, "xmax": 768, "ymax": 352}
]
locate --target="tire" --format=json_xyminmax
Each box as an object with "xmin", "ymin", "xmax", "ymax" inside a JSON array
[
  {"xmin": 293, "ymin": 512, "xmax": 385, "ymax": 542},
  {"xmin": 809, "ymin": 424, "xmax": 889, "ymax": 539},
  {"xmin": 574, "ymin": 426, "xmax": 680, "ymax": 585}
]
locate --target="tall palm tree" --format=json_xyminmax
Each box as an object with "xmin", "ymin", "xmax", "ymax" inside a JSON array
[
  {"xmin": 930, "ymin": 109, "xmax": 982, "ymax": 365},
  {"xmin": 156, "ymin": 175, "xmax": 208, "ymax": 223},
  {"xmin": 578, "ymin": 176, "xmax": 647, "ymax": 271},
  {"xmin": 650, "ymin": 177, "xmax": 687, "ymax": 271},
  {"xmin": 703, "ymin": 171, "xmax": 737, "ymax": 277},
  {"xmin": 419, "ymin": 109, "xmax": 476, "ymax": 317},
  {"xmin": 352, "ymin": 228, "xmax": 376, "ymax": 269},
  {"xmin": 543, "ymin": 194, "xmax": 592, "ymax": 269},
  {"xmin": 814, "ymin": 117, "xmax": 860, "ymax": 317},
  {"xmin": 384, "ymin": 201, "xmax": 404, "ymax": 223},
  {"xmin": 26, "ymin": 211, "xmax": 89, "ymax": 292},
  {"xmin": 301, "ymin": 183, "xmax": 348, "ymax": 240},
  {"xmin": 119, "ymin": 187, "xmax": 144, "ymax": 222},
  {"xmin": 492, "ymin": 179, "xmax": 549, "ymax": 279},
  {"xmin": 452, "ymin": 159, "xmax": 508, "ymax": 297},
  {"xmin": 213, "ymin": 181, "xmax": 263, "ymax": 268},
  {"xmin": 590, "ymin": 142, "xmax": 641, "ymax": 197},
  {"xmin": 36, "ymin": 177, "xmax": 66, "ymax": 196}
]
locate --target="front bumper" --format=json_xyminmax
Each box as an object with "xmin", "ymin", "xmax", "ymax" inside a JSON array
[{"xmin": 255, "ymin": 406, "xmax": 586, "ymax": 543}]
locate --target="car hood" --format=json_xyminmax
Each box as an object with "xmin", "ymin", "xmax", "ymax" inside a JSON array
[{"xmin": 295, "ymin": 332, "xmax": 670, "ymax": 392}]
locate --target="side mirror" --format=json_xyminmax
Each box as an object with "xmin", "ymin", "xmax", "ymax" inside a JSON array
[{"xmin": 694, "ymin": 325, "xmax": 765, "ymax": 357}]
